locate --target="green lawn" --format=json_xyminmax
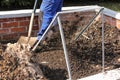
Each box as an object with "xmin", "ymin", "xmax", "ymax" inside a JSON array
[{"xmin": 64, "ymin": 1, "xmax": 120, "ymax": 12}]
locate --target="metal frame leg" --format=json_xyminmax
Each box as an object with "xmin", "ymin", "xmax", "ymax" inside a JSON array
[
  {"xmin": 57, "ymin": 16, "xmax": 72, "ymax": 80},
  {"xmin": 101, "ymin": 9, "xmax": 105, "ymax": 73}
]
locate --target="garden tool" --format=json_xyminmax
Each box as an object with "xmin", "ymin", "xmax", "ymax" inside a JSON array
[
  {"xmin": 75, "ymin": 8, "xmax": 104, "ymax": 41},
  {"xmin": 17, "ymin": 0, "xmax": 38, "ymax": 47}
]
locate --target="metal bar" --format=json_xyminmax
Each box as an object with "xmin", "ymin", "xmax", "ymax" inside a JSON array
[
  {"xmin": 101, "ymin": 9, "xmax": 105, "ymax": 73},
  {"xmin": 57, "ymin": 16, "xmax": 72, "ymax": 80},
  {"xmin": 28, "ymin": 0, "xmax": 38, "ymax": 38},
  {"xmin": 33, "ymin": 0, "xmax": 38, "ymax": 13},
  {"xmin": 59, "ymin": 7, "xmax": 100, "ymax": 14},
  {"xmin": 32, "ymin": 13, "xmax": 59, "ymax": 51},
  {"xmin": 75, "ymin": 8, "xmax": 104, "ymax": 41},
  {"xmin": 32, "ymin": 7, "xmax": 104, "ymax": 51}
]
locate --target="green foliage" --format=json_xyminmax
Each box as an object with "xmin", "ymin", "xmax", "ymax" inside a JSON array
[
  {"xmin": 0, "ymin": 0, "xmax": 41, "ymax": 10},
  {"xmin": 1, "ymin": 0, "xmax": 32, "ymax": 6},
  {"xmin": 0, "ymin": 0, "xmax": 120, "ymax": 11}
]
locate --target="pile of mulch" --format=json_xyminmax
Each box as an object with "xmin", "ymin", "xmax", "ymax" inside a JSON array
[
  {"xmin": 0, "ymin": 11, "xmax": 120, "ymax": 80},
  {"xmin": 0, "ymin": 43, "xmax": 46, "ymax": 80},
  {"xmin": 32, "ymin": 20, "xmax": 120, "ymax": 80}
]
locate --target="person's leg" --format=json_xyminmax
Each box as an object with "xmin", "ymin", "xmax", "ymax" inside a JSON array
[
  {"xmin": 52, "ymin": 0, "xmax": 63, "ymax": 28},
  {"xmin": 37, "ymin": 0, "xmax": 63, "ymax": 40},
  {"xmin": 37, "ymin": 1, "xmax": 54, "ymax": 40},
  {"xmin": 56, "ymin": 0, "xmax": 63, "ymax": 12}
]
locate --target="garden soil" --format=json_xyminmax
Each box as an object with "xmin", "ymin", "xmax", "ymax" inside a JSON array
[{"xmin": 0, "ymin": 11, "xmax": 120, "ymax": 80}]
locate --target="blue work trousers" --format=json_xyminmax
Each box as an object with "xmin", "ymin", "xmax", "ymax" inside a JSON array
[{"xmin": 37, "ymin": 0, "xmax": 63, "ymax": 40}]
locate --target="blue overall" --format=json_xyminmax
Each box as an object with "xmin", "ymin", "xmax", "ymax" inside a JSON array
[{"xmin": 37, "ymin": 0, "xmax": 63, "ymax": 40}]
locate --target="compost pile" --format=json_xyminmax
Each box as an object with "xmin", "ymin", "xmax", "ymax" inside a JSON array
[
  {"xmin": 0, "ymin": 11, "xmax": 120, "ymax": 80},
  {"xmin": 0, "ymin": 43, "xmax": 46, "ymax": 80}
]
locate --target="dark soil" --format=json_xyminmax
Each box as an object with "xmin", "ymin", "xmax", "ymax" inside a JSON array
[
  {"xmin": 32, "ymin": 12, "xmax": 120, "ymax": 79},
  {"xmin": 0, "ymin": 11, "xmax": 120, "ymax": 80}
]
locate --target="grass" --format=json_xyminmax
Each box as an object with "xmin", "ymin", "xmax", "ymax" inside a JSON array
[
  {"xmin": 0, "ymin": 1, "xmax": 120, "ymax": 12},
  {"xmin": 98, "ymin": 2, "xmax": 120, "ymax": 11},
  {"xmin": 64, "ymin": 1, "xmax": 120, "ymax": 12}
]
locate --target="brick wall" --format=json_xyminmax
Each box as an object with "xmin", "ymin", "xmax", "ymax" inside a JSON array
[
  {"xmin": 0, "ymin": 16, "xmax": 39, "ymax": 41},
  {"xmin": 104, "ymin": 15, "xmax": 120, "ymax": 29},
  {"xmin": 0, "ymin": 7, "xmax": 120, "ymax": 42}
]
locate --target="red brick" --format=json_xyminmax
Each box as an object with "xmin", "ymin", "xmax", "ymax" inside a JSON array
[
  {"xmin": 7, "ymin": 18, "xmax": 15, "ymax": 22},
  {"xmin": 34, "ymin": 16, "xmax": 38, "ymax": 19},
  {"xmin": 34, "ymin": 19, "xmax": 38, "ymax": 25},
  {"xmin": 26, "ymin": 17, "xmax": 31, "ymax": 20},
  {"xmin": 18, "ymin": 32, "xmax": 28, "ymax": 36},
  {"xmin": 15, "ymin": 17, "xmax": 28, "ymax": 21},
  {"xmin": 0, "ymin": 18, "xmax": 8, "ymax": 22},
  {"xmin": 0, "ymin": 36, "xmax": 2, "ymax": 41},
  {"xmin": 111, "ymin": 18, "xmax": 117, "ymax": 26},
  {"xmin": 0, "ymin": 23, "xmax": 1, "ymax": 28},
  {"xmin": 2, "ymin": 22, "xmax": 18, "ymax": 28},
  {"xmin": 104, "ymin": 15, "xmax": 112, "ymax": 24},
  {"xmin": 33, "ymin": 25, "xmax": 39, "ymax": 30},
  {"xmin": 31, "ymin": 30, "xmax": 38, "ymax": 36},
  {"xmin": 19, "ymin": 21, "xmax": 29, "ymax": 27},
  {"xmin": 11, "ymin": 27, "xmax": 26, "ymax": 33},
  {"xmin": 34, "ymin": 16, "xmax": 38, "ymax": 20},
  {"xmin": 0, "ymin": 18, "xmax": 15, "ymax": 22},
  {"xmin": 2, "ymin": 33, "xmax": 18, "ymax": 41},
  {"xmin": 0, "ymin": 29, "xmax": 9, "ymax": 34}
]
